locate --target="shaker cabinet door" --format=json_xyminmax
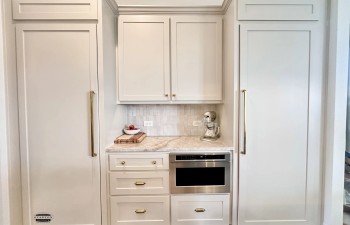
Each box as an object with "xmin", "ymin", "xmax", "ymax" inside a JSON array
[
  {"xmin": 171, "ymin": 16, "xmax": 222, "ymax": 102},
  {"xmin": 16, "ymin": 24, "xmax": 100, "ymax": 225},
  {"xmin": 118, "ymin": 16, "xmax": 171, "ymax": 102},
  {"xmin": 238, "ymin": 24, "xmax": 323, "ymax": 225}
]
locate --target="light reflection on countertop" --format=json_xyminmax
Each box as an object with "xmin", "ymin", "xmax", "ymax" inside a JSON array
[{"xmin": 106, "ymin": 136, "xmax": 233, "ymax": 152}]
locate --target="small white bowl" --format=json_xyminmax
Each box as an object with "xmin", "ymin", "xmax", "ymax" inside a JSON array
[{"xmin": 123, "ymin": 128, "xmax": 141, "ymax": 135}]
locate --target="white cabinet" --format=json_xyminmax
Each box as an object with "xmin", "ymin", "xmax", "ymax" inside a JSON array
[
  {"xmin": 108, "ymin": 153, "xmax": 170, "ymax": 225},
  {"xmin": 16, "ymin": 24, "xmax": 100, "ymax": 225},
  {"xmin": 238, "ymin": 24, "xmax": 323, "ymax": 225},
  {"xmin": 171, "ymin": 194, "xmax": 229, "ymax": 225},
  {"xmin": 118, "ymin": 15, "xmax": 222, "ymax": 103},
  {"xmin": 237, "ymin": 0, "xmax": 320, "ymax": 21},
  {"xmin": 171, "ymin": 17, "xmax": 222, "ymax": 102},
  {"xmin": 118, "ymin": 16, "xmax": 170, "ymax": 102}
]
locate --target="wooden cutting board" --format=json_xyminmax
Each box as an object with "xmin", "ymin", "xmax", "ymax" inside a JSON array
[{"xmin": 114, "ymin": 132, "xmax": 146, "ymax": 144}]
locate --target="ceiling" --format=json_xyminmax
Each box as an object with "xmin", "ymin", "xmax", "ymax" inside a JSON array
[{"xmin": 115, "ymin": 0, "xmax": 225, "ymax": 7}]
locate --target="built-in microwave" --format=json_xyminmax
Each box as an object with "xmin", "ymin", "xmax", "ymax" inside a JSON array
[{"xmin": 169, "ymin": 152, "xmax": 231, "ymax": 194}]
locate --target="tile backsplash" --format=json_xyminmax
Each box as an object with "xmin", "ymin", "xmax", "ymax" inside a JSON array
[{"xmin": 126, "ymin": 105, "xmax": 218, "ymax": 136}]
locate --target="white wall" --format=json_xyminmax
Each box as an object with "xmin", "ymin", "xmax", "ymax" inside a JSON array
[
  {"xmin": 323, "ymin": 0, "xmax": 350, "ymax": 224},
  {"xmin": 0, "ymin": 0, "xmax": 10, "ymax": 223}
]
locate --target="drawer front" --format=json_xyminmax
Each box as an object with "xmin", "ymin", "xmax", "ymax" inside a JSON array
[
  {"xmin": 110, "ymin": 196, "xmax": 170, "ymax": 225},
  {"xmin": 109, "ymin": 154, "xmax": 169, "ymax": 171},
  {"xmin": 12, "ymin": 0, "xmax": 97, "ymax": 20},
  {"xmin": 171, "ymin": 194, "xmax": 229, "ymax": 225},
  {"xmin": 109, "ymin": 171, "xmax": 169, "ymax": 195}
]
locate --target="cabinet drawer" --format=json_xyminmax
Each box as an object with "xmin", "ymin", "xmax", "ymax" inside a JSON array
[
  {"xmin": 109, "ymin": 171, "xmax": 169, "ymax": 195},
  {"xmin": 110, "ymin": 196, "xmax": 170, "ymax": 225},
  {"xmin": 171, "ymin": 194, "xmax": 229, "ymax": 225},
  {"xmin": 109, "ymin": 154, "xmax": 169, "ymax": 171},
  {"xmin": 13, "ymin": 0, "xmax": 97, "ymax": 20}
]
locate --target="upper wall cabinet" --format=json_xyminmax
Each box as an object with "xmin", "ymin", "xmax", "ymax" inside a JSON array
[
  {"xmin": 238, "ymin": 0, "xmax": 319, "ymax": 21},
  {"xmin": 118, "ymin": 16, "xmax": 171, "ymax": 102},
  {"xmin": 12, "ymin": 0, "xmax": 98, "ymax": 20},
  {"xmin": 118, "ymin": 15, "xmax": 223, "ymax": 104},
  {"xmin": 171, "ymin": 17, "xmax": 222, "ymax": 102}
]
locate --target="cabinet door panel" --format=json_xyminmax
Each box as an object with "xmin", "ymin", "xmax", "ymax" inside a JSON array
[
  {"xmin": 238, "ymin": 0, "xmax": 319, "ymax": 20},
  {"xmin": 118, "ymin": 16, "xmax": 170, "ymax": 102},
  {"xmin": 238, "ymin": 24, "xmax": 323, "ymax": 225},
  {"xmin": 171, "ymin": 16, "xmax": 222, "ymax": 101},
  {"xmin": 16, "ymin": 24, "xmax": 100, "ymax": 225},
  {"xmin": 12, "ymin": 0, "xmax": 98, "ymax": 20}
]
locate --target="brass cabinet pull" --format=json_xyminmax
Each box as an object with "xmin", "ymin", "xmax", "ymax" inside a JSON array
[
  {"xmin": 194, "ymin": 208, "xmax": 206, "ymax": 212},
  {"xmin": 134, "ymin": 181, "xmax": 146, "ymax": 185},
  {"xmin": 135, "ymin": 209, "xmax": 146, "ymax": 213},
  {"xmin": 90, "ymin": 90, "xmax": 97, "ymax": 157},
  {"xmin": 165, "ymin": 94, "xmax": 169, "ymax": 97},
  {"xmin": 241, "ymin": 89, "xmax": 247, "ymax": 155},
  {"xmin": 121, "ymin": 161, "xmax": 126, "ymax": 165},
  {"xmin": 172, "ymin": 94, "xmax": 176, "ymax": 97},
  {"xmin": 152, "ymin": 160, "xmax": 157, "ymax": 165}
]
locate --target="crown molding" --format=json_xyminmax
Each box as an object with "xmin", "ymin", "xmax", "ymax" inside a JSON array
[
  {"xmin": 105, "ymin": 0, "xmax": 119, "ymax": 14},
  {"xmin": 115, "ymin": 0, "xmax": 232, "ymax": 15}
]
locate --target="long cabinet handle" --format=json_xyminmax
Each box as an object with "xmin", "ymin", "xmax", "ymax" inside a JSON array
[
  {"xmin": 241, "ymin": 89, "xmax": 247, "ymax": 155},
  {"xmin": 90, "ymin": 90, "xmax": 97, "ymax": 157}
]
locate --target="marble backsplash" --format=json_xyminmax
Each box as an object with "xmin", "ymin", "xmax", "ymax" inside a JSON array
[{"xmin": 126, "ymin": 105, "xmax": 218, "ymax": 136}]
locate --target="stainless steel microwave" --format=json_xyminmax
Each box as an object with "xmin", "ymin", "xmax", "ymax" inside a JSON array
[{"xmin": 169, "ymin": 152, "xmax": 231, "ymax": 194}]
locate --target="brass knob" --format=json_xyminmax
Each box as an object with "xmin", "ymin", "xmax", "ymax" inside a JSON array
[
  {"xmin": 121, "ymin": 161, "xmax": 126, "ymax": 165},
  {"xmin": 165, "ymin": 94, "xmax": 169, "ymax": 97},
  {"xmin": 152, "ymin": 161, "xmax": 157, "ymax": 165},
  {"xmin": 172, "ymin": 94, "xmax": 176, "ymax": 97}
]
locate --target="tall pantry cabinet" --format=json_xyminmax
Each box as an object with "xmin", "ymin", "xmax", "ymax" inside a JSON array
[
  {"xmin": 13, "ymin": 1, "xmax": 101, "ymax": 225},
  {"xmin": 237, "ymin": 1, "xmax": 325, "ymax": 225}
]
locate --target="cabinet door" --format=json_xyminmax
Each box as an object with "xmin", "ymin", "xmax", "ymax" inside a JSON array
[
  {"xmin": 118, "ymin": 16, "xmax": 170, "ymax": 102},
  {"xmin": 238, "ymin": 24, "xmax": 323, "ymax": 225},
  {"xmin": 171, "ymin": 16, "xmax": 222, "ymax": 102},
  {"xmin": 238, "ymin": 0, "xmax": 320, "ymax": 21},
  {"xmin": 16, "ymin": 24, "xmax": 100, "ymax": 225}
]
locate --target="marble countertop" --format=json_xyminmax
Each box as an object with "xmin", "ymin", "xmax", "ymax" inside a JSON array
[{"xmin": 106, "ymin": 136, "xmax": 233, "ymax": 152}]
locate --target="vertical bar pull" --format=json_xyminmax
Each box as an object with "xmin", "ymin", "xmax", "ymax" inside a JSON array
[
  {"xmin": 241, "ymin": 89, "xmax": 247, "ymax": 155},
  {"xmin": 90, "ymin": 90, "xmax": 97, "ymax": 157}
]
